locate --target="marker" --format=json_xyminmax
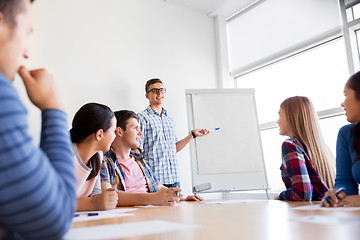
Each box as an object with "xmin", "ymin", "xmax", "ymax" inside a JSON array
[
  {"xmin": 321, "ymin": 187, "xmax": 345, "ymax": 203},
  {"xmin": 87, "ymin": 212, "xmax": 99, "ymax": 216},
  {"xmin": 335, "ymin": 187, "xmax": 345, "ymax": 196},
  {"xmin": 209, "ymin": 128, "xmax": 220, "ymax": 132},
  {"xmin": 175, "ymin": 184, "xmax": 180, "ymax": 196},
  {"xmin": 73, "ymin": 212, "xmax": 99, "ymax": 218},
  {"xmin": 322, "ymin": 196, "xmax": 331, "ymax": 202}
]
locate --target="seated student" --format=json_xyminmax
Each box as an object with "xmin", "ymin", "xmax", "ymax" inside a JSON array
[
  {"xmin": 0, "ymin": 0, "xmax": 76, "ymax": 239},
  {"xmin": 70, "ymin": 103, "xmax": 118, "ymax": 211},
  {"xmin": 321, "ymin": 71, "xmax": 360, "ymax": 207},
  {"xmin": 101, "ymin": 110, "xmax": 203, "ymax": 206},
  {"xmin": 274, "ymin": 96, "xmax": 335, "ymax": 201}
]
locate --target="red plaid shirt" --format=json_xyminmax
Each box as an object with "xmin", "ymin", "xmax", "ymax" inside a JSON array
[{"xmin": 279, "ymin": 138, "xmax": 328, "ymax": 201}]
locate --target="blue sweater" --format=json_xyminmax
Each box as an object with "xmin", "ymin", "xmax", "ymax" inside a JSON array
[
  {"xmin": 0, "ymin": 73, "xmax": 76, "ymax": 239},
  {"xmin": 334, "ymin": 124, "xmax": 360, "ymax": 195}
]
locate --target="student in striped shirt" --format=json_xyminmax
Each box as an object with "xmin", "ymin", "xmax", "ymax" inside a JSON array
[
  {"xmin": 70, "ymin": 103, "xmax": 118, "ymax": 211},
  {"xmin": 274, "ymin": 96, "xmax": 335, "ymax": 201},
  {"xmin": 0, "ymin": 0, "xmax": 76, "ymax": 239}
]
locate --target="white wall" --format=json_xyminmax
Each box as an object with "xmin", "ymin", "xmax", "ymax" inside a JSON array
[{"xmin": 15, "ymin": 0, "xmax": 218, "ymax": 195}]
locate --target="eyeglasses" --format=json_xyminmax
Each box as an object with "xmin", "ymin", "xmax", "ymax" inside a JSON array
[{"xmin": 147, "ymin": 88, "xmax": 167, "ymax": 94}]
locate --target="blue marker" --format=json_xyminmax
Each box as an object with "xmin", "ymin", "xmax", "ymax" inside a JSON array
[
  {"xmin": 322, "ymin": 196, "xmax": 331, "ymax": 202},
  {"xmin": 322, "ymin": 187, "xmax": 345, "ymax": 202},
  {"xmin": 335, "ymin": 187, "xmax": 345, "ymax": 195},
  {"xmin": 73, "ymin": 212, "xmax": 99, "ymax": 218},
  {"xmin": 209, "ymin": 128, "xmax": 220, "ymax": 132},
  {"xmin": 87, "ymin": 212, "xmax": 99, "ymax": 216}
]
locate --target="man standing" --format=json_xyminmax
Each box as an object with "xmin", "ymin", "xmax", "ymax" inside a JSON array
[
  {"xmin": 0, "ymin": 0, "xmax": 76, "ymax": 239},
  {"xmin": 138, "ymin": 78, "xmax": 209, "ymax": 188},
  {"xmin": 100, "ymin": 110, "xmax": 202, "ymax": 206}
]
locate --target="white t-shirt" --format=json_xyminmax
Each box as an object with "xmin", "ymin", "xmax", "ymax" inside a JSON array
[{"xmin": 73, "ymin": 144, "xmax": 102, "ymax": 197}]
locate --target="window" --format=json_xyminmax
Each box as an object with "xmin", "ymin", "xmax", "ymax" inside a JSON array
[
  {"xmin": 236, "ymin": 38, "xmax": 349, "ymax": 190},
  {"xmin": 346, "ymin": 2, "xmax": 360, "ymax": 22}
]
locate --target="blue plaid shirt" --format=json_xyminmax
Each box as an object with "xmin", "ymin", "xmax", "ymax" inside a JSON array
[{"xmin": 138, "ymin": 106, "xmax": 179, "ymax": 185}]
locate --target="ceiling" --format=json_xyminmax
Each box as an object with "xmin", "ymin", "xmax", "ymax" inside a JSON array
[
  {"xmin": 162, "ymin": 0, "xmax": 230, "ymax": 15},
  {"xmin": 160, "ymin": 0, "xmax": 259, "ymax": 17}
]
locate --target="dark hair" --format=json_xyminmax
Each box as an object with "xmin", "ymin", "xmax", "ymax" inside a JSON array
[
  {"xmin": 70, "ymin": 102, "xmax": 114, "ymax": 180},
  {"xmin": 114, "ymin": 110, "xmax": 138, "ymax": 131},
  {"xmin": 346, "ymin": 71, "xmax": 360, "ymax": 164},
  {"xmin": 0, "ymin": 0, "xmax": 34, "ymax": 27},
  {"xmin": 145, "ymin": 78, "xmax": 163, "ymax": 93}
]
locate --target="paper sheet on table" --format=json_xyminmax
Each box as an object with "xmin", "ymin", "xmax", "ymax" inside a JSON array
[
  {"xmin": 293, "ymin": 204, "xmax": 360, "ymax": 211},
  {"xmin": 73, "ymin": 208, "xmax": 137, "ymax": 222},
  {"xmin": 65, "ymin": 220, "xmax": 201, "ymax": 239},
  {"xmin": 202, "ymin": 199, "xmax": 264, "ymax": 204},
  {"xmin": 292, "ymin": 215, "xmax": 360, "ymax": 225},
  {"xmin": 136, "ymin": 203, "xmax": 180, "ymax": 208}
]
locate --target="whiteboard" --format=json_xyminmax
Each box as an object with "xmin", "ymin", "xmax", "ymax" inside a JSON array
[{"xmin": 186, "ymin": 89, "xmax": 268, "ymax": 193}]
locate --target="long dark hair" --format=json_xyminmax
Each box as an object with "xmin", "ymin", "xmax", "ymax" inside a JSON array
[
  {"xmin": 345, "ymin": 71, "xmax": 360, "ymax": 164},
  {"xmin": 70, "ymin": 102, "xmax": 114, "ymax": 180}
]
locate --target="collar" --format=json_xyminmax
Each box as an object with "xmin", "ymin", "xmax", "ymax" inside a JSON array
[
  {"xmin": 105, "ymin": 148, "xmax": 117, "ymax": 161},
  {"xmin": 146, "ymin": 105, "xmax": 167, "ymax": 116}
]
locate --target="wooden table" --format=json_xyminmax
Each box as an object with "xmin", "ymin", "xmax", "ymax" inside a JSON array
[{"xmin": 71, "ymin": 200, "xmax": 360, "ymax": 240}]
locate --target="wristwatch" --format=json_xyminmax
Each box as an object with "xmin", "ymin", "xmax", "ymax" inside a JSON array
[{"xmin": 191, "ymin": 130, "xmax": 196, "ymax": 138}]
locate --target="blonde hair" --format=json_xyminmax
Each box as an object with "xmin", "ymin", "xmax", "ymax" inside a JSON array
[{"xmin": 280, "ymin": 96, "xmax": 335, "ymax": 188}]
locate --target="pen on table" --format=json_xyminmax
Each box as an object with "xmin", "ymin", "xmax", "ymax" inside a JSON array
[
  {"xmin": 209, "ymin": 128, "xmax": 220, "ymax": 132},
  {"xmin": 73, "ymin": 212, "xmax": 99, "ymax": 218}
]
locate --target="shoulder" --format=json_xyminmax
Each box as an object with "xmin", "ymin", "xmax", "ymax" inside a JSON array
[
  {"xmin": 282, "ymin": 138, "xmax": 305, "ymax": 155},
  {"xmin": 0, "ymin": 73, "xmax": 25, "ymax": 114},
  {"xmin": 138, "ymin": 108, "xmax": 151, "ymax": 121},
  {"xmin": 0, "ymin": 73, "xmax": 19, "ymax": 99},
  {"xmin": 162, "ymin": 109, "xmax": 175, "ymax": 122},
  {"xmin": 336, "ymin": 124, "xmax": 355, "ymax": 146},
  {"xmin": 338, "ymin": 123, "xmax": 353, "ymax": 137},
  {"xmin": 103, "ymin": 149, "xmax": 116, "ymax": 162},
  {"xmin": 282, "ymin": 138, "xmax": 303, "ymax": 148},
  {"xmin": 130, "ymin": 150, "xmax": 143, "ymax": 161}
]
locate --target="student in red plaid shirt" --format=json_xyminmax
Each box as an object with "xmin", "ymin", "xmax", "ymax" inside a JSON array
[{"xmin": 274, "ymin": 96, "xmax": 336, "ymax": 201}]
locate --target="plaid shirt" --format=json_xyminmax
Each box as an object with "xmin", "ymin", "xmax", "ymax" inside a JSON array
[
  {"xmin": 138, "ymin": 106, "xmax": 179, "ymax": 185},
  {"xmin": 279, "ymin": 138, "xmax": 328, "ymax": 201},
  {"xmin": 100, "ymin": 149, "xmax": 159, "ymax": 193}
]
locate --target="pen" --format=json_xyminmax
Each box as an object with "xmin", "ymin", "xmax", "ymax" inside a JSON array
[
  {"xmin": 322, "ymin": 187, "xmax": 345, "ymax": 202},
  {"xmin": 209, "ymin": 128, "xmax": 220, "ymax": 132},
  {"xmin": 175, "ymin": 184, "xmax": 180, "ymax": 196},
  {"xmin": 335, "ymin": 187, "xmax": 345, "ymax": 195},
  {"xmin": 73, "ymin": 212, "xmax": 99, "ymax": 217}
]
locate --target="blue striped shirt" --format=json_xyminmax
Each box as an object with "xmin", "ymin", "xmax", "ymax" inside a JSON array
[
  {"xmin": 0, "ymin": 72, "xmax": 76, "ymax": 240},
  {"xmin": 138, "ymin": 106, "xmax": 179, "ymax": 185}
]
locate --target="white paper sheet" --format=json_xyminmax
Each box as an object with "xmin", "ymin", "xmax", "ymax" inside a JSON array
[
  {"xmin": 292, "ymin": 215, "xmax": 360, "ymax": 225},
  {"xmin": 65, "ymin": 220, "xmax": 201, "ymax": 239},
  {"xmin": 135, "ymin": 202, "xmax": 180, "ymax": 208},
  {"xmin": 201, "ymin": 199, "xmax": 264, "ymax": 204},
  {"xmin": 73, "ymin": 208, "xmax": 137, "ymax": 222},
  {"xmin": 292, "ymin": 204, "xmax": 360, "ymax": 211}
]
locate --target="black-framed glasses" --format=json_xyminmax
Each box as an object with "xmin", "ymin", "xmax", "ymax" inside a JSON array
[{"xmin": 147, "ymin": 88, "xmax": 167, "ymax": 94}]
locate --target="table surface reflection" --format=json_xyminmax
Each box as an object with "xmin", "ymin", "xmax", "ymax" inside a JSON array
[{"xmin": 71, "ymin": 200, "xmax": 360, "ymax": 240}]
